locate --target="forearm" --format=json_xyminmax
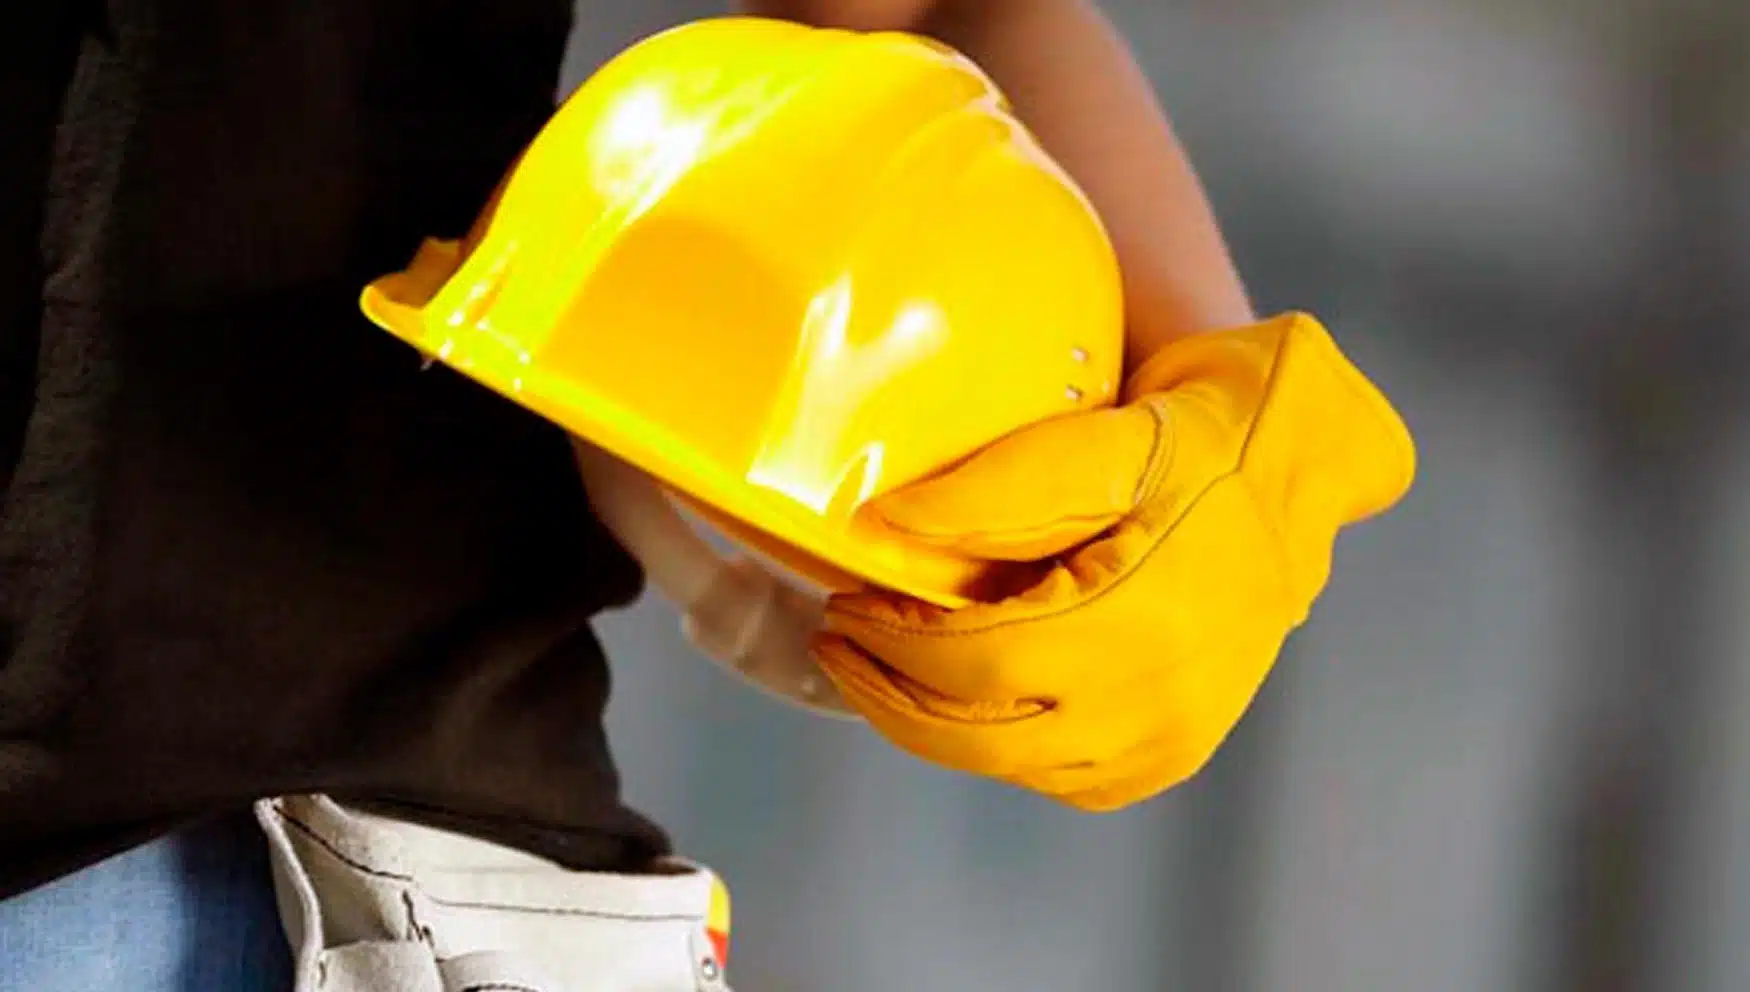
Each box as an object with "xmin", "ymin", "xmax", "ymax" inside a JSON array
[
  {"xmin": 745, "ymin": 0, "xmax": 1254, "ymax": 365},
  {"xmin": 923, "ymin": 0, "xmax": 1252, "ymax": 360}
]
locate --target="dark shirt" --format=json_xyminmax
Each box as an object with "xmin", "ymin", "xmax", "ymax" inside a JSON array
[{"xmin": 0, "ymin": 0, "xmax": 667, "ymax": 898}]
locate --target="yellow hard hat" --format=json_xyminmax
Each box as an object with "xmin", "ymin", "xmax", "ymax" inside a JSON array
[{"xmin": 361, "ymin": 16, "xmax": 1124, "ymax": 609}]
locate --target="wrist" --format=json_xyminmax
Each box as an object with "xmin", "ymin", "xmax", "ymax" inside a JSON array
[{"xmin": 1121, "ymin": 281, "xmax": 1257, "ymax": 379}]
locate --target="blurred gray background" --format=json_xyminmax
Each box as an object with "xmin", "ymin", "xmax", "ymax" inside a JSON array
[{"xmin": 571, "ymin": 2, "xmax": 1750, "ymax": 990}]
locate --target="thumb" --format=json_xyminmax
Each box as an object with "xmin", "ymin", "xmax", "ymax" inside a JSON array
[{"xmin": 867, "ymin": 402, "xmax": 1165, "ymax": 562}]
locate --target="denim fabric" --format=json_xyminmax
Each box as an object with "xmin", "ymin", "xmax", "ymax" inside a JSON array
[{"xmin": 0, "ymin": 813, "xmax": 293, "ymax": 992}]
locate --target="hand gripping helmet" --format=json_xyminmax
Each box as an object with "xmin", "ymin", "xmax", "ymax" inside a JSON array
[{"xmin": 361, "ymin": 17, "xmax": 1124, "ymax": 712}]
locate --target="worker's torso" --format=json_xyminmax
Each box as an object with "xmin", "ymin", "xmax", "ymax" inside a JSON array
[{"xmin": 0, "ymin": 0, "xmax": 666, "ymax": 897}]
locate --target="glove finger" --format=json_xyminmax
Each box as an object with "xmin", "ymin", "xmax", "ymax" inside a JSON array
[
  {"xmin": 1050, "ymin": 742, "xmax": 1205, "ymax": 812},
  {"xmin": 1016, "ymin": 713, "xmax": 1243, "ymax": 812},
  {"xmin": 820, "ymin": 586, "xmax": 1063, "ymax": 702},
  {"xmin": 823, "ymin": 483, "xmax": 1271, "ymax": 704},
  {"xmin": 815, "ymin": 619, "xmax": 1275, "ymax": 798},
  {"xmin": 867, "ymin": 402, "xmax": 1166, "ymax": 562},
  {"xmin": 811, "ymin": 633, "xmax": 1060, "ymax": 779},
  {"xmin": 995, "ymin": 641, "xmax": 1272, "ymax": 809}
]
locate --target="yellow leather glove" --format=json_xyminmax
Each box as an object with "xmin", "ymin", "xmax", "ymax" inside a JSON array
[{"xmin": 811, "ymin": 312, "xmax": 1416, "ymax": 810}]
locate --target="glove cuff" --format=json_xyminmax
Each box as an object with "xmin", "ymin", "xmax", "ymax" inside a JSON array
[
  {"xmin": 1120, "ymin": 310, "xmax": 1314, "ymax": 402},
  {"xmin": 1119, "ymin": 311, "xmax": 1418, "ymax": 604}
]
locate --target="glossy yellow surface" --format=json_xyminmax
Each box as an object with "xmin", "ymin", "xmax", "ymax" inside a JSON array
[{"xmin": 361, "ymin": 16, "xmax": 1124, "ymax": 607}]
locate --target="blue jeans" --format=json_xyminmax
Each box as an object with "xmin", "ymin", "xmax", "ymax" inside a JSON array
[{"xmin": 0, "ymin": 813, "xmax": 295, "ymax": 992}]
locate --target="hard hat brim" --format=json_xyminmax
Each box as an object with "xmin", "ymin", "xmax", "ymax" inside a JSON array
[{"xmin": 361, "ymin": 238, "xmax": 985, "ymax": 609}]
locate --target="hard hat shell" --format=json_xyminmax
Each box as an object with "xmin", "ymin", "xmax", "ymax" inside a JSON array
[{"xmin": 361, "ymin": 16, "xmax": 1124, "ymax": 607}]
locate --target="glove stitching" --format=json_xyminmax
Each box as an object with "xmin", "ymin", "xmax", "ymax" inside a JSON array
[
  {"xmin": 1229, "ymin": 331, "xmax": 1304, "ymax": 595},
  {"xmin": 1130, "ymin": 395, "xmax": 1176, "ymax": 508}
]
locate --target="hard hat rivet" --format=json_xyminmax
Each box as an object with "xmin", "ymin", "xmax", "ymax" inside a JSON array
[
  {"xmin": 1065, "ymin": 385, "xmax": 1084, "ymax": 402},
  {"xmin": 1071, "ymin": 346, "xmax": 1090, "ymax": 363}
]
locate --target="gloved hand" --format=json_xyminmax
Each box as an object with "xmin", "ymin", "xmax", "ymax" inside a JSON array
[{"xmin": 810, "ymin": 312, "xmax": 1416, "ymax": 810}]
